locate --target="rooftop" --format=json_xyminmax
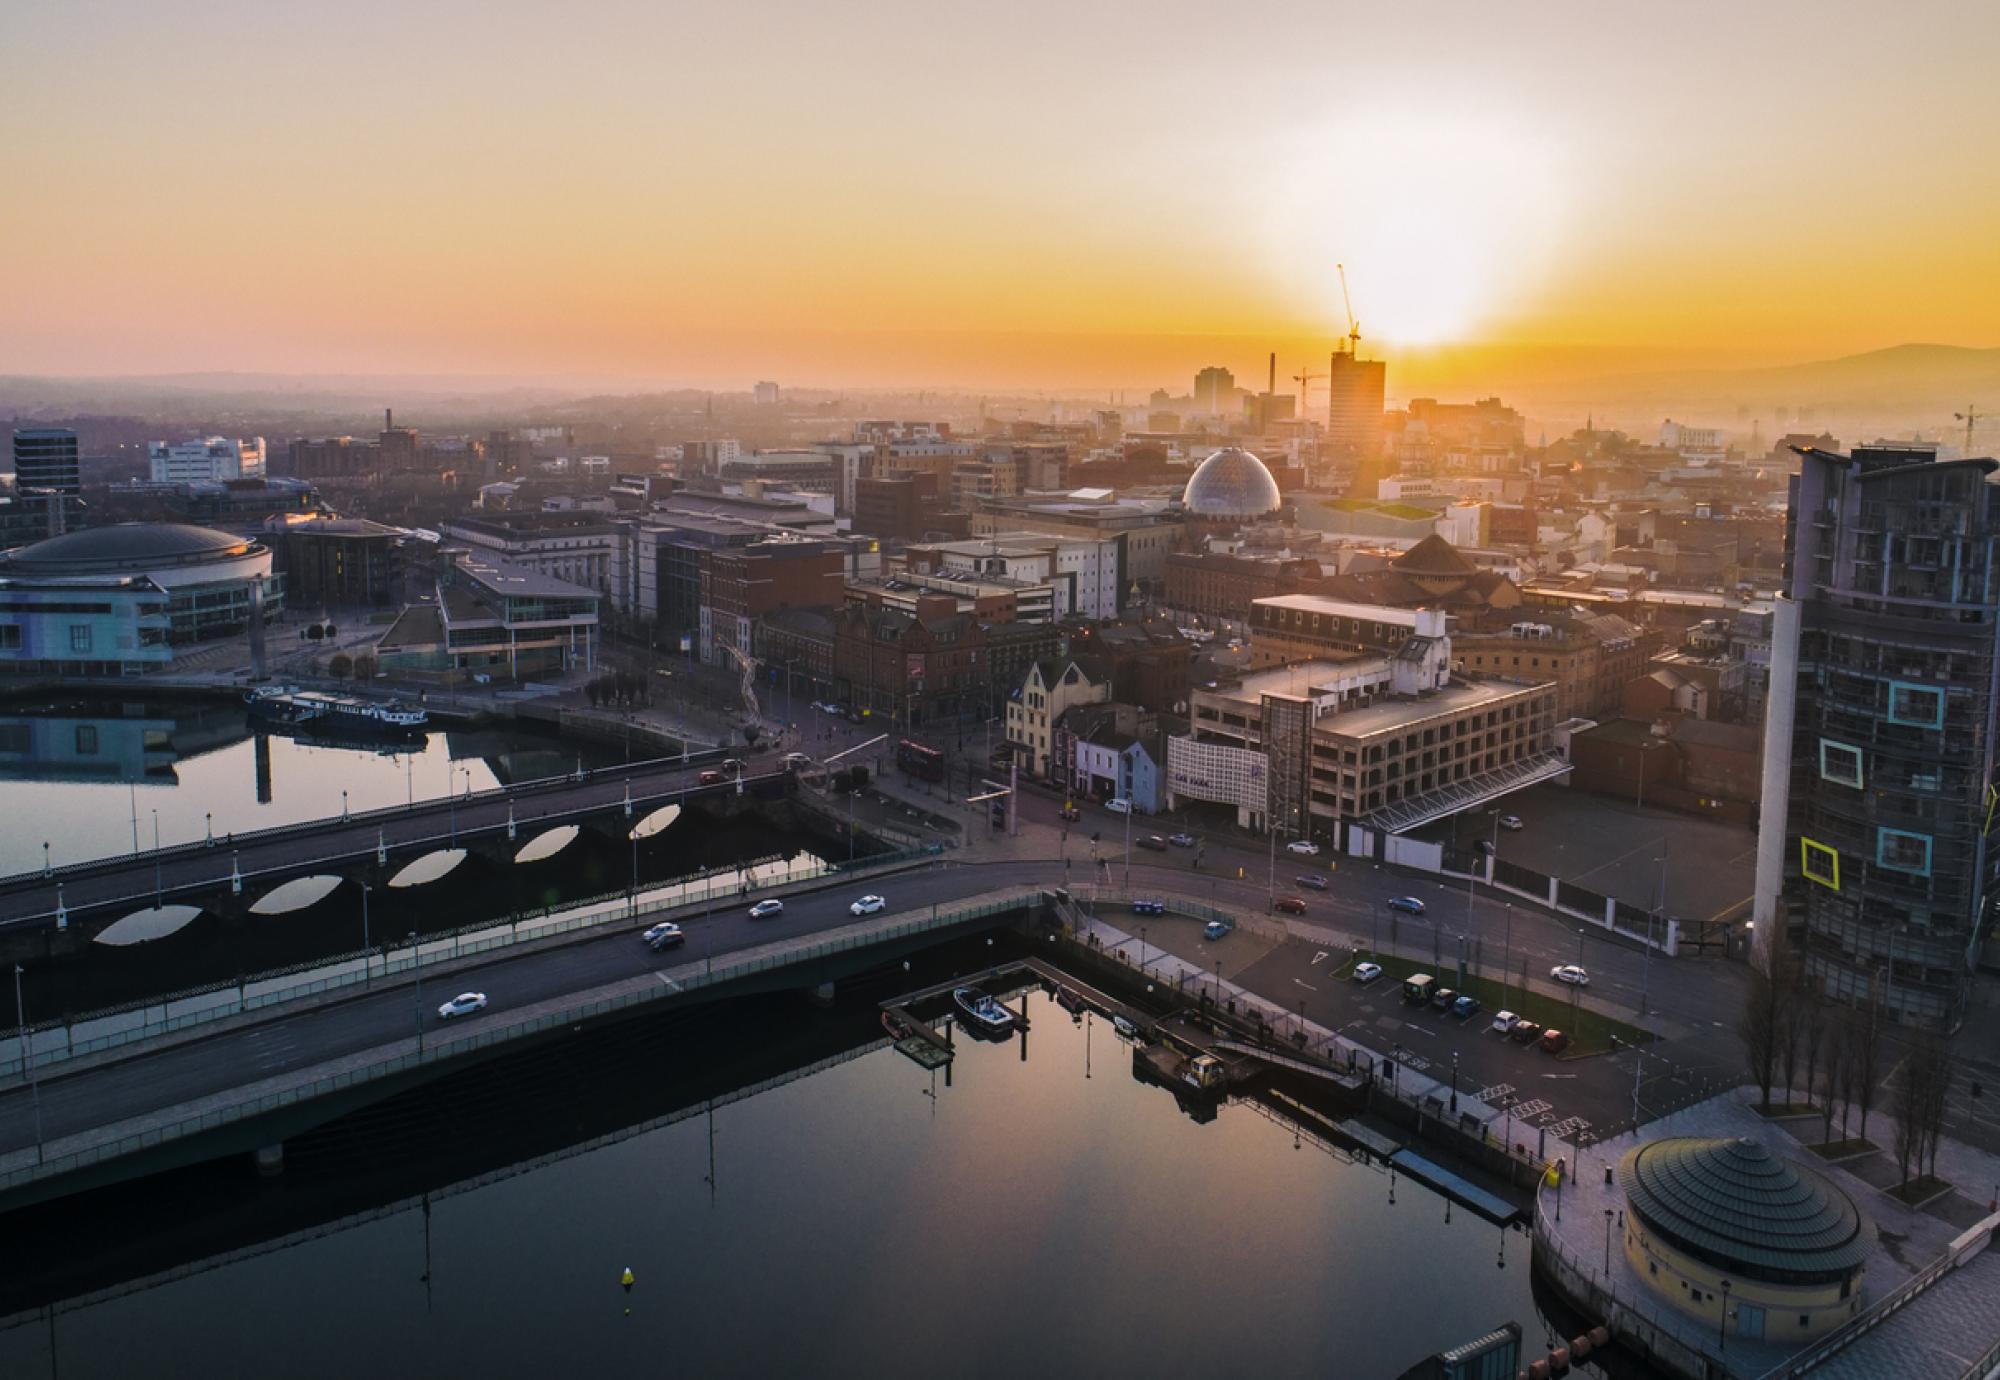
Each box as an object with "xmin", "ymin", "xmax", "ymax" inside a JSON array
[
  {"xmin": 1320, "ymin": 676, "xmax": 1549, "ymax": 739},
  {"xmin": 452, "ymin": 551, "xmax": 598, "ymax": 602},
  {"xmin": 2, "ymin": 522, "xmax": 255, "ymax": 570},
  {"xmin": 1620, "ymin": 1136, "xmax": 1870, "ymax": 1281}
]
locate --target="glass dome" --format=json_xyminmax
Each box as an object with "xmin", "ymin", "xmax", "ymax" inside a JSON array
[{"xmin": 1182, "ymin": 447, "xmax": 1281, "ymax": 517}]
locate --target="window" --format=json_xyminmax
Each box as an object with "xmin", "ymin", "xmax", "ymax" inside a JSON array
[
  {"xmin": 1819, "ymin": 739, "xmax": 1863, "ymax": 788},
  {"xmin": 1877, "ymin": 828, "xmax": 1933, "ymax": 876},
  {"xmin": 1801, "ymin": 837, "xmax": 1841, "ymax": 890},
  {"xmin": 69, "ymin": 624, "xmax": 92, "ymax": 653},
  {"xmin": 0, "ymin": 624, "xmax": 18, "ymax": 650},
  {"xmin": 1887, "ymin": 680, "xmax": 1944, "ymax": 728},
  {"xmin": 75, "ymin": 724, "xmax": 98, "ymax": 754}
]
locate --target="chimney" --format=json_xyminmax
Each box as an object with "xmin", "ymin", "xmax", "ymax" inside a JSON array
[{"xmin": 386, "ymin": 408, "xmax": 393, "ymax": 430}]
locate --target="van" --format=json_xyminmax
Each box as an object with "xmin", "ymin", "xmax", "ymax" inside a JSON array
[
  {"xmin": 698, "ymin": 770, "xmax": 724, "ymax": 785},
  {"xmin": 1105, "ymin": 798, "xmax": 1132, "ymax": 814},
  {"xmin": 1402, "ymin": 973, "xmax": 1436, "ymax": 1005}
]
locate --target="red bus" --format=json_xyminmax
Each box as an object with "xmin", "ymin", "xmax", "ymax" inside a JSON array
[{"xmin": 896, "ymin": 738, "xmax": 946, "ymax": 782}]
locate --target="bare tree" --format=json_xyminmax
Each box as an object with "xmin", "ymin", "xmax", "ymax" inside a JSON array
[
  {"xmin": 1818, "ymin": 1016, "xmax": 1844, "ymax": 1146},
  {"xmin": 1836, "ymin": 1005, "xmax": 1867, "ymax": 1141},
  {"xmin": 1852, "ymin": 989, "xmax": 1883, "ymax": 1145},
  {"xmin": 1738, "ymin": 963, "xmax": 1784, "ymax": 1112},
  {"xmin": 1800, "ymin": 981, "xmax": 1828, "ymax": 1115},
  {"xmin": 1893, "ymin": 1037, "xmax": 1930, "ymax": 1193},
  {"xmin": 1774, "ymin": 942, "xmax": 1807, "ymax": 1107},
  {"xmin": 1924, "ymin": 1037, "xmax": 1955, "ymax": 1181}
]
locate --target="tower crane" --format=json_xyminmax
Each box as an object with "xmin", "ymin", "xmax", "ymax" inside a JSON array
[
  {"xmin": 1291, "ymin": 366, "xmax": 1323, "ymax": 406},
  {"xmin": 1337, "ymin": 262, "xmax": 1361, "ymax": 356},
  {"xmin": 1954, "ymin": 406, "xmax": 1985, "ymax": 456}
]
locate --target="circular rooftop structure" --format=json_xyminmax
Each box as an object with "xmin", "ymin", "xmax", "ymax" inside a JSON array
[
  {"xmin": 1182, "ymin": 447, "xmax": 1281, "ymax": 518},
  {"xmin": 1619, "ymin": 1136, "xmax": 1869, "ymax": 1284},
  {"xmin": 2, "ymin": 522, "xmax": 255, "ymax": 574}
]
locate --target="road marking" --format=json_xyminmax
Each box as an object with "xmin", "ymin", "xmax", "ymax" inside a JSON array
[
  {"xmin": 1310, "ymin": 951, "xmax": 1328, "ymax": 967},
  {"xmin": 1542, "ymin": 1073, "xmax": 1577, "ymax": 1080},
  {"xmin": 1293, "ymin": 978, "xmax": 1318, "ymax": 993},
  {"xmin": 1511, "ymin": 1099, "xmax": 1552, "ymax": 1119},
  {"xmin": 1476, "ymin": 1083, "xmax": 1515, "ymax": 1100}
]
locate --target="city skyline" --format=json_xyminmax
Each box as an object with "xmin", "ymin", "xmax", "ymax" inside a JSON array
[{"xmin": 4, "ymin": 1, "xmax": 1998, "ymax": 391}]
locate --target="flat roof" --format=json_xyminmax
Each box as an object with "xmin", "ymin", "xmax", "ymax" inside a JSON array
[
  {"xmin": 454, "ymin": 552, "xmax": 597, "ymax": 600},
  {"xmin": 1252, "ymin": 593, "xmax": 1428, "ymax": 626},
  {"xmin": 1200, "ymin": 658, "xmax": 1378, "ymax": 705},
  {"xmin": 1319, "ymin": 677, "xmax": 1547, "ymax": 739}
]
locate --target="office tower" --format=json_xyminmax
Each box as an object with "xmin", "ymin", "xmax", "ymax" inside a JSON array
[
  {"xmin": 1193, "ymin": 366, "xmax": 1235, "ymax": 415},
  {"xmin": 11, "ymin": 427, "xmax": 81, "ymax": 497},
  {"xmin": 147, "ymin": 436, "xmax": 266, "ymax": 483},
  {"xmin": 1753, "ymin": 442, "xmax": 2000, "ymax": 1029},
  {"xmin": 1325, "ymin": 350, "xmax": 1385, "ymax": 461}
]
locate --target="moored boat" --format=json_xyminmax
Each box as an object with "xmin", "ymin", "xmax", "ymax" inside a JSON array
[
  {"xmin": 246, "ymin": 686, "xmax": 428, "ymax": 740},
  {"xmin": 952, "ymin": 986, "xmax": 1016, "ymax": 1034}
]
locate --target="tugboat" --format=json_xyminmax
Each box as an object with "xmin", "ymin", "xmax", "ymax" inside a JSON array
[
  {"xmin": 246, "ymin": 685, "xmax": 429, "ymax": 740},
  {"xmin": 952, "ymin": 986, "xmax": 1017, "ymax": 1036}
]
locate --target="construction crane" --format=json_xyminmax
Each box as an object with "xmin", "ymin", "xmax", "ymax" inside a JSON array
[
  {"xmin": 1291, "ymin": 366, "xmax": 1323, "ymax": 406},
  {"xmin": 1337, "ymin": 262, "xmax": 1361, "ymax": 356},
  {"xmin": 1955, "ymin": 406, "xmax": 1985, "ymax": 456}
]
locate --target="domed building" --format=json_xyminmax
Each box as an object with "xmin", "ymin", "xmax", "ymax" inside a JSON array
[
  {"xmin": 1619, "ymin": 1136, "xmax": 1871, "ymax": 1343},
  {"xmin": 0, "ymin": 522, "xmax": 281, "ymax": 675},
  {"xmin": 1181, "ymin": 447, "xmax": 1282, "ymax": 520}
]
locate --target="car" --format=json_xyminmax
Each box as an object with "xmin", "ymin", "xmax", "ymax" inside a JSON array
[
  {"xmin": 1353, "ymin": 961, "xmax": 1384, "ymax": 985},
  {"xmin": 1167, "ymin": 832, "xmax": 1197, "ymax": 848},
  {"xmin": 849, "ymin": 894, "xmax": 886, "ymax": 916},
  {"xmin": 1285, "ymin": 840, "xmax": 1319, "ymax": 856},
  {"xmin": 641, "ymin": 920, "xmax": 684, "ymax": 944},
  {"xmin": 1451, "ymin": 994, "xmax": 1481, "ymax": 1019},
  {"xmin": 437, "ymin": 992, "xmax": 487, "ymax": 1020},
  {"xmin": 1491, "ymin": 1009, "xmax": 1519, "ymax": 1034},
  {"xmin": 1430, "ymin": 986, "xmax": 1459, "ymax": 1012},
  {"xmin": 1539, "ymin": 1028, "xmax": 1571, "ymax": 1054},
  {"xmin": 1296, "ymin": 873, "xmax": 1327, "ymax": 890},
  {"xmin": 1203, "ymin": 918, "xmax": 1235, "ymax": 940},
  {"xmin": 1059, "ymin": 805, "xmax": 1081, "ymax": 822},
  {"xmin": 813, "ymin": 700, "xmax": 840, "ymax": 714},
  {"xmin": 1499, "ymin": 814, "xmax": 1525, "ymax": 831},
  {"xmin": 1387, "ymin": 896, "xmax": 1426, "ymax": 915},
  {"xmin": 1105, "ymin": 798, "xmax": 1132, "ymax": 814},
  {"xmin": 1272, "ymin": 896, "xmax": 1307, "ymax": 915},
  {"xmin": 748, "ymin": 899, "xmax": 785, "ymax": 919},
  {"xmin": 1509, "ymin": 1020, "xmax": 1543, "ymax": 1045},
  {"xmin": 1551, "ymin": 964, "xmax": 1590, "ymax": 987},
  {"xmin": 647, "ymin": 926, "xmax": 686, "ymax": 952},
  {"xmin": 698, "ymin": 769, "xmax": 724, "ymax": 785},
  {"xmin": 1135, "ymin": 834, "xmax": 1168, "ymax": 851},
  {"xmin": 1131, "ymin": 899, "xmax": 1166, "ymax": 916},
  {"xmin": 782, "ymin": 752, "xmax": 813, "ymax": 767}
]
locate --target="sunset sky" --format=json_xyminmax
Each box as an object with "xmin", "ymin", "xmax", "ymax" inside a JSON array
[{"xmin": 4, "ymin": 0, "xmax": 1997, "ymax": 392}]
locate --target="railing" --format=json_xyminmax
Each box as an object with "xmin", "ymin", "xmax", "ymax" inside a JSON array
[
  {"xmin": 0, "ymin": 889, "xmax": 1043, "ymax": 1193},
  {"xmin": 0, "ymin": 843, "xmax": 943, "ymax": 1082}
]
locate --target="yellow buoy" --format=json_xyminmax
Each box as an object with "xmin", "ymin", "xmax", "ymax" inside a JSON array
[{"xmin": 621, "ymin": 1267, "xmax": 635, "ymax": 1292}]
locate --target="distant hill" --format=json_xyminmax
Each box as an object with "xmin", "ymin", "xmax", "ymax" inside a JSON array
[{"xmin": 1550, "ymin": 343, "xmax": 2000, "ymax": 419}]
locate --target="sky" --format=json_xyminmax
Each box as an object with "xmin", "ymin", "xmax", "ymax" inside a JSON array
[{"xmin": 3, "ymin": 0, "xmax": 1998, "ymax": 395}]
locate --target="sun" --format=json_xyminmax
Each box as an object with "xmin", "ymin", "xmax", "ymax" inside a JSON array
[{"xmin": 1261, "ymin": 111, "xmax": 1567, "ymax": 349}]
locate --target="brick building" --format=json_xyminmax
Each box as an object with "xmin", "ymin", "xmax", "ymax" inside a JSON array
[
  {"xmin": 1164, "ymin": 550, "xmax": 1321, "ymax": 622},
  {"xmin": 701, "ymin": 538, "xmax": 846, "ymax": 670},
  {"xmin": 831, "ymin": 597, "xmax": 988, "ymax": 730}
]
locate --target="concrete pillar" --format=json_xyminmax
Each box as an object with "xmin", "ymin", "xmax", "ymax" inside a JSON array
[
  {"xmin": 1751, "ymin": 595, "xmax": 1802, "ymax": 973},
  {"xmin": 254, "ymin": 1143, "xmax": 284, "ymax": 1177}
]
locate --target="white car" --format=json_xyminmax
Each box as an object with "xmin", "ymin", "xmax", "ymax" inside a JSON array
[
  {"xmin": 437, "ymin": 992, "xmax": 488, "ymax": 1020},
  {"xmin": 1499, "ymin": 814, "xmax": 1525, "ymax": 831},
  {"xmin": 850, "ymin": 894, "xmax": 886, "ymax": 915},
  {"xmin": 749, "ymin": 899, "xmax": 785, "ymax": 919},
  {"xmin": 1492, "ymin": 1009, "xmax": 1519, "ymax": 1034},
  {"xmin": 1286, "ymin": 840, "xmax": 1319, "ymax": 856},
  {"xmin": 1551, "ymin": 964, "xmax": 1590, "ymax": 987},
  {"xmin": 1104, "ymin": 798, "xmax": 1132, "ymax": 814},
  {"xmin": 1353, "ymin": 962, "xmax": 1383, "ymax": 984}
]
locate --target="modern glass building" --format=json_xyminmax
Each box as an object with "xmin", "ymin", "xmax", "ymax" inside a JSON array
[
  {"xmin": 10, "ymin": 427, "xmax": 81, "ymax": 497},
  {"xmin": 1181, "ymin": 447, "xmax": 1282, "ymax": 519},
  {"xmin": 1753, "ymin": 443, "xmax": 2000, "ymax": 1028}
]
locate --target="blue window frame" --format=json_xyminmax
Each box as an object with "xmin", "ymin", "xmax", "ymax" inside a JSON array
[
  {"xmin": 1886, "ymin": 681, "xmax": 1944, "ymax": 729},
  {"xmin": 1876, "ymin": 827, "xmax": 1933, "ymax": 877}
]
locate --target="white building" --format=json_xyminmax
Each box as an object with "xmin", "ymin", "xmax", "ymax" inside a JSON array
[
  {"xmin": 147, "ymin": 437, "xmax": 266, "ymax": 484},
  {"xmin": 753, "ymin": 381, "xmax": 780, "ymax": 405},
  {"xmin": 1006, "ymin": 658, "xmax": 1108, "ymax": 777}
]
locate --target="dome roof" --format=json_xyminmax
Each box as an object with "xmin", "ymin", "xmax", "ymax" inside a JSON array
[
  {"xmin": 1619, "ymin": 1137, "xmax": 1870, "ymax": 1282},
  {"xmin": 1182, "ymin": 448, "xmax": 1281, "ymax": 518},
  {"xmin": 4, "ymin": 523, "xmax": 252, "ymax": 571}
]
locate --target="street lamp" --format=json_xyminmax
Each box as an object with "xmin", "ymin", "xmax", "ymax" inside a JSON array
[
  {"xmin": 1450, "ymin": 1049, "xmax": 1460, "ymax": 1113},
  {"xmin": 411, "ymin": 930, "xmax": 424, "ymax": 1053},
  {"xmin": 1603, "ymin": 1208, "xmax": 1615, "ymax": 1275},
  {"xmin": 1719, "ymin": 1279, "xmax": 1732, "ymax": 1350},
  {"xmin": 13, "ymin": 963, "xmax": 44, "ymax": 1162},
  {"xmin": 360, "ymin": 881, "xmax": 372, "ymax": 964}
]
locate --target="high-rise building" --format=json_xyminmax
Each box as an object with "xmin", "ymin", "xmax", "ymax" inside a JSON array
[
  {"xmin": 11, "ymin": 427, "xmax": 81, "ymax": 497},
  {"xmin": 1193, "ymin": 366, "xmax": 1236, "ymax": 415},
  {"xmin": 147, "ymin": 436, "xmax": 266, "ymax": 484},
  {"xmin": 753, "ymin": 381, "xmax": 780, "ymax": 405},
  {"xmin": 1753, "ymin": 442, "xmax": 2000, "ymax": 1029},
  {"xmin": 1325, "ymin": 349, "xmax": 1386, "ymax": 460}
]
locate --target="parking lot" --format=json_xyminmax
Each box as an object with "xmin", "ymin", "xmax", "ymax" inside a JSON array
[{"xmin": 1415, "ymin": 782, "xmax": 1756, "ymax": 926}]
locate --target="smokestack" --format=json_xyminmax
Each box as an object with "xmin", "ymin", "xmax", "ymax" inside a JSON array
[
  {"xmin": 385, "ymin": 407, "xmax": 393, "ymax": 430},
  {"xmin": 1268, "ymin": 352, "xmax": 1276, "ymax": 396}
]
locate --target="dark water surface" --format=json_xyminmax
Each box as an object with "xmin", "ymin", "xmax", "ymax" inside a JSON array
[{"xmin": 0, "ymin": 978, "xmax": 1606, "ymax": 1380}]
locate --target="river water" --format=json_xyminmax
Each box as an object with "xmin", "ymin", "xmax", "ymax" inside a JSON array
[{"xmin": 0, "ymin": 962, "xmax": 1612, "ymax": 1380}]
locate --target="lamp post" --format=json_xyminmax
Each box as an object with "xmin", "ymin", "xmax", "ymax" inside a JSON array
[
  {"xmin": 1573, "ymin": 928, "xmax": 1586, "ymax": 1018},
  {"xmin": 359, "ymin": 881, "xmax": 372, "ymax": 980},
  {"xmin": 1719, "ymin": 1279, "xmax": 1732, "ymax": 1351},
  {"xmin": 13, "ymin": 963, "xmax": 43, "ymax": 1162},
  {"xmin": 151, "ymin": 810, "xmax": 162, "ymax": 905},
  {"xmin": 1603, "ymin": 1207, "xmax": 1614, "ymax": 1275},
  {"xmin": 1450, "ymin": 1049, "xmax": 1460, "ymax": 1113},
  {"xmin": 410, "ymin": 930, "xmax": 425, "ymax": 1054},
  {"xmin": 341, "ymin": 789, "xmax": 349, "ymax": 823},
  {"xmin": 1501, "ymin": 903, "xmax": 1515, "ymax": 1011}
]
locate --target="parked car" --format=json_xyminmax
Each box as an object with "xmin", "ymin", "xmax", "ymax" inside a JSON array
[
  {"xmin": 1539, "ymin": 1028, "xmax": 1572, "ymax": 1054},
  {"xmin": 1551, "ymin": 964, "xmax": 1590, "ymax": 987},
  {"xmin": 1296, "ymin": 873, "xmax": 1327, "ymax": 890},
  {"xmin": 1131, "ymin": 899, "xmax": 1166, "ymax": 916},
  {"xmin": 1271, "ymin": 896, "xmax": 1308, "ymax": 915},
  {"xmin": 1451, "ymin": 994, "xmax": 1481, "ymax": 1019},
  {"xmin": 1286, "ymin": 840, "xmax": 1319, "ymax": 856},
  {"xmin": 1387, "ymin": 896, "xmax": 1426, "ymax": 915},
  {"xmin": 849, "ymin": 894, "xmax": 886, "ymax": 915},
  {"xmin": 698, "ymin": 770, "xmax": 725, "ymax": 785},
  {"xmin": 1509, "ymin": 1020, "xmax": 1544, "ymax": 1045},
  {"xmin": 1430, "ymin": 986, "xmax": 1459, "ymax": 1012},
  {"xmin": 1167, "ymin": 832, "xmax": 1197, "ymax": 848},
  {"xmin": 437, "ymin": 992, "xmax": 488, "ymax": 1020},
  {"xmin": 1499, "ymin": 814, "xmax": 1525, "ymax": 831},
  {"xmin": 1353, "ymin": 961, "xmax": 1384, "ymax": 985},
  {"xmin": 1135, "ymin": 834, "xmax": 1168, "ymax": 851},
  {"xmin": 782, "ymin": 752, "xmax": 813, "ymax": 767},
  {"xmin": 748, "ymin": 899, "xmax": 785, "ymax": 919},
  {"xmin": 1105, "ymin": 798, "xmax": 1132, "ymax": 814},
  {"xmin": 1491, "ymin": 1009, "xmax": 1519, "ymax": 1034},
  {"xmin": 1203, "ymin": 918, "xmax": 1234, "ymax": 940}
]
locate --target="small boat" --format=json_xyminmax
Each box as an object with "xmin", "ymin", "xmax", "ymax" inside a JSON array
[
  {"xmin": 882, "ymin": 1010, "xmax": 914, "ymax": 1039},
  {"xmin": 1112, "ymin": 1014, "xmax": 1142, "ymax": 1041},
  {"xmin": 1054, "ymin": 987, "xmax": 1087, "ymax": 1016},
  {"xmin": 952, "ymin": 986, "xmax": 1016, "ymax": 1034}
]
